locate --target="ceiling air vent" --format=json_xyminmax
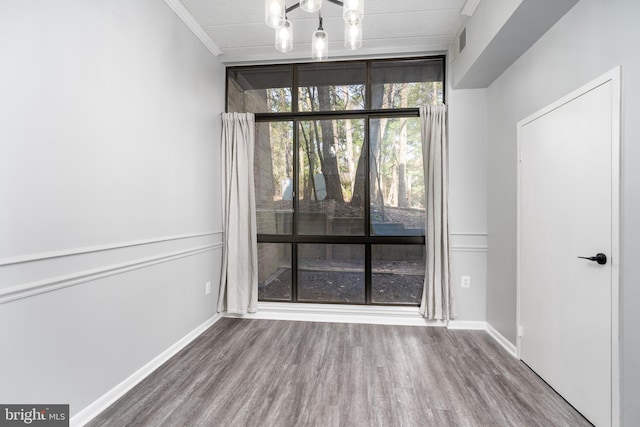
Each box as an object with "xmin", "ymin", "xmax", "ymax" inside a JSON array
[{"xmin": 459, "ymin": 28, "xmax": 467, "ymax": 53}]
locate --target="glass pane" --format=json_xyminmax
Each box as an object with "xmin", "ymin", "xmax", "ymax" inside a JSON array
[
  {"xmin": 227, "ymin": 66, "xmax": 292, "ymax": 113},
  {"xmin": 298, "ymin": 63, "xmax": 366, "ymax": 112},
  {"xmin": 298, "ymin": 244, "xmax": 365, "ymax": 303},
  {"xmin": 371, "ymin": 58, "xmax": 444, "ymax": 109},
  {"xmin": 255, "ymin": 121, "xmax": 293, "ymax": 234},
  {"xmin": 372, "ymin": 245, "xmax": 425, "ymax": 304},
  {"xmin": 258, "ymin": 243, "xmax": 292, "ymax": 301},
  {"xmin": 298, "ymin": 119, "xmax": 365, "ymax": 235},
  {"xmin": 370, "ymin": 117, "xmax": 425, "ymax": 235}
]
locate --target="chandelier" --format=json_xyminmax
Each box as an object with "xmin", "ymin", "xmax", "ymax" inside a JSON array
[{"xmin": 265, "ymin": 0, "xmax": 365, "ymax": 60}]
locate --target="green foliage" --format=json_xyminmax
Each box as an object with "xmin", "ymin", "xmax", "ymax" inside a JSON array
[{"xmin": 266, "ymin": 88, "xmax": 292, "ymax": 113}]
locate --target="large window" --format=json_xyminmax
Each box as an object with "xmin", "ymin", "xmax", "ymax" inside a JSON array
[{"xmin": 227, "ymin": 57, "xmax": 444, "ymax": 305}]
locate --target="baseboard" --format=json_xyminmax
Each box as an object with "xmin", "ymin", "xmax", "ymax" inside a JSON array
[
  {"xmin": 233, "ymin": 302, "xmax": 447, "ymax": 326},
  {"xmin": 486, "ymin": 323, "xmax": 518, "ymax": 358},
  {"xmin": 447, "ymin": 320, "xmax": 487, "ymax": 330},
  {"xmin": 70, "ymin": 314, "xmax": 222, "ymax": 427},
  {"xmin": 230, "ymin": 302, "xmax": 453, "ymax": 327}
]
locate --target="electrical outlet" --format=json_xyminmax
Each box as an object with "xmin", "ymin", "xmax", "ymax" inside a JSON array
[
  {"xmin": 461, "ymin": 276, "xmax": 471, "ymax": 288},
  {"xmin": 205, "ymin": 281, "xmax": 211, "ymax": 295}
]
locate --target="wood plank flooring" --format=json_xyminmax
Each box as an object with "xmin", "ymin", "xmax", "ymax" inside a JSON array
[{"xmin": 88, "ymin": 318, "xmax": 591, "ymax": 427}]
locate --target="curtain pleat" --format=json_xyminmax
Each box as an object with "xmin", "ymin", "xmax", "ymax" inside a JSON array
[
  {"xmin": 419, "ymin": 105, "xmax": 455, "ymax": 320},
  {"xmin": 218, "ymin": 113, "xmax": 258, "ymax": 315}
]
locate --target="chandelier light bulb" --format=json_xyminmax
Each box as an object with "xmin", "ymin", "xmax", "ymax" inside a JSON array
[
  {"xmin": 301, "ymin": 0, "xmax": 322, "ymax": 13},
  {"xmin": 343, "ymin": 0, "xmax": 364, "ymax": 24},
  {"xmin": 275, "ymin": 20, "xmax": 293, "ymax": 52},
  {"xmin": 312, "ymin": 30, "xmax": 328, "ymax": 61},
  {"xmin": 344, "ymin": 20, "xmax": 362, "ymax": 50},
  {"xmin": 265, "ymin": 0, "xmax": 286, "ymax": 29}
]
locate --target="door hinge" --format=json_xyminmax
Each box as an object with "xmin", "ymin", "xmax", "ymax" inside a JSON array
[
  {"xmin": 517, "ymin": 325, "xmax": 524, "ymax": 337},
  {"xmin": 519, "ymin": 149, "xmax": 523, "ymax": 162}
]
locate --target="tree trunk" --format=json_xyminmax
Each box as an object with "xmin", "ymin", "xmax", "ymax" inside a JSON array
[
  {"xmin": 397, "ymin": 84, "xmax": 409, "ymax": 208},
  {"xmin": 317, "ymin": 86, "xmax": 344, "ymax": 203},
  {"xmin": 344, "ymin": 119, "xmax": 356, "ymax": 194},
  {"xmin": 351, "ymin": 83, "xmax": 390, "ymax": 207},
  {"xmin": 300, "ymin": 123, "xmax": 317, "ymax": 200},
  {"xmin": 342, "ymin": 86, "xmax": 356, "ymax": 196}
]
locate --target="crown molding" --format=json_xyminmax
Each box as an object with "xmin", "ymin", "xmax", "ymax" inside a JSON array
[
  {"xmin": 460, "ymin": 0, "xmax": 481, "ymax": 16},
  {"xmin": 163, "ymin": 0, "xmax": 223, "ymax": 57}
]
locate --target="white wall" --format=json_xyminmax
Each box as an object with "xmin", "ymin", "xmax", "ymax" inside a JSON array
[
  {"xmin": 452, "ymin": 0, "xmax": 522, "ymax": 84},
  {"xmin": 0, "ymin": 0, "xmax": 225, "ymax": 417},
  {"xmin": 485, "ymin": 0, "xmax": 640, "ymax": 423},
  {"xmin": 452, "ymin": 0, "xmax": 578, "ymax": 89},
  {"xmin": 448, "ymin": 86, "xmax": 488, "ymax": 321}
]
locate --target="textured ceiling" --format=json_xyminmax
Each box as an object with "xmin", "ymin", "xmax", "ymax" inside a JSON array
[{"xmin": 179, "ymin": 0, "xmax": 468, "ymax": 64}]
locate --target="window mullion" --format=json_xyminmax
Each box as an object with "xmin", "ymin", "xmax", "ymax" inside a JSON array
[
  {"xmin": 292, "ymin": 63, "xmax": 299, "ymax": 113},
  {"xmin": 293, "ymin": 118, "xmax": 299, "ymax": 302},
  {"xmin": 364, "ymin": 116, "xmax": 372, "ymax": 303}
]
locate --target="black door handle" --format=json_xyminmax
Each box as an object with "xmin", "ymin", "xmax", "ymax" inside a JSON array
[{"xmin": 578, "ymin": 253, "xmax": 607, "ymax": 265}]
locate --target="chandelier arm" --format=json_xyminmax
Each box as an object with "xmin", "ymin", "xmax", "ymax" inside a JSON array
[
  {"xmin": 326, "ymin": 0, "xmax": 344, "ymax": 6},
  {"xmin": 285, "ymin": 2, "xmax": 301, "ymax": 14}
]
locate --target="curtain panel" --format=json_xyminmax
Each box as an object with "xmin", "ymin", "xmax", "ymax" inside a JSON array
[
  {"xmin": 218, "ymin": 112, "xmax": 259, "ymax": 314},
  {"xmin": 419, "ymin": 105, "xmax": 456, "ymax": 320}
]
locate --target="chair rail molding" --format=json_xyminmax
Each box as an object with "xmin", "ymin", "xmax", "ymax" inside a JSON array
[
  {"xmin": 0, "ymin": 243, "xmax": 223, "ymax": 305},
  {"xmin": 450, "ymin": 231, "xmax": 487, "ymax": 252},
  {"xmin": 0, "ymin": 231, "xmax": 222, "ymax": 267}
]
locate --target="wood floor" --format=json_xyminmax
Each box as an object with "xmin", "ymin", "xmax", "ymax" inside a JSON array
[{"xmin": 88, "ymin": 318, "xmax": 591, "ymax": 427}]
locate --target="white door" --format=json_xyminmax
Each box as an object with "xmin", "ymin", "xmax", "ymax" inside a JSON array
[{"xmin": 518, "ymin": 70, "xmax": 619, "ymax": 427}]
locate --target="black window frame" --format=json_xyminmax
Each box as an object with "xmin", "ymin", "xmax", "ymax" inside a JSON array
[{"xmin": 226, "ymin": 55, "xmax": 446, "ymax": 306}]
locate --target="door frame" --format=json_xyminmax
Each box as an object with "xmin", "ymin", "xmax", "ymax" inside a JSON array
[{"xmin": 516, "ymin": 66, "xmax": 621, "ymax": 426}]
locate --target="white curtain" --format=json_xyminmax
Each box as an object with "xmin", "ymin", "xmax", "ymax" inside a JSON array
[
  {"xmin": 218, "ymin": 113, "xmax": 258, "ymax": 314},
  {"xmin": 419, "ymin": 105, "xmax": 456, "ymax": 320}
]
